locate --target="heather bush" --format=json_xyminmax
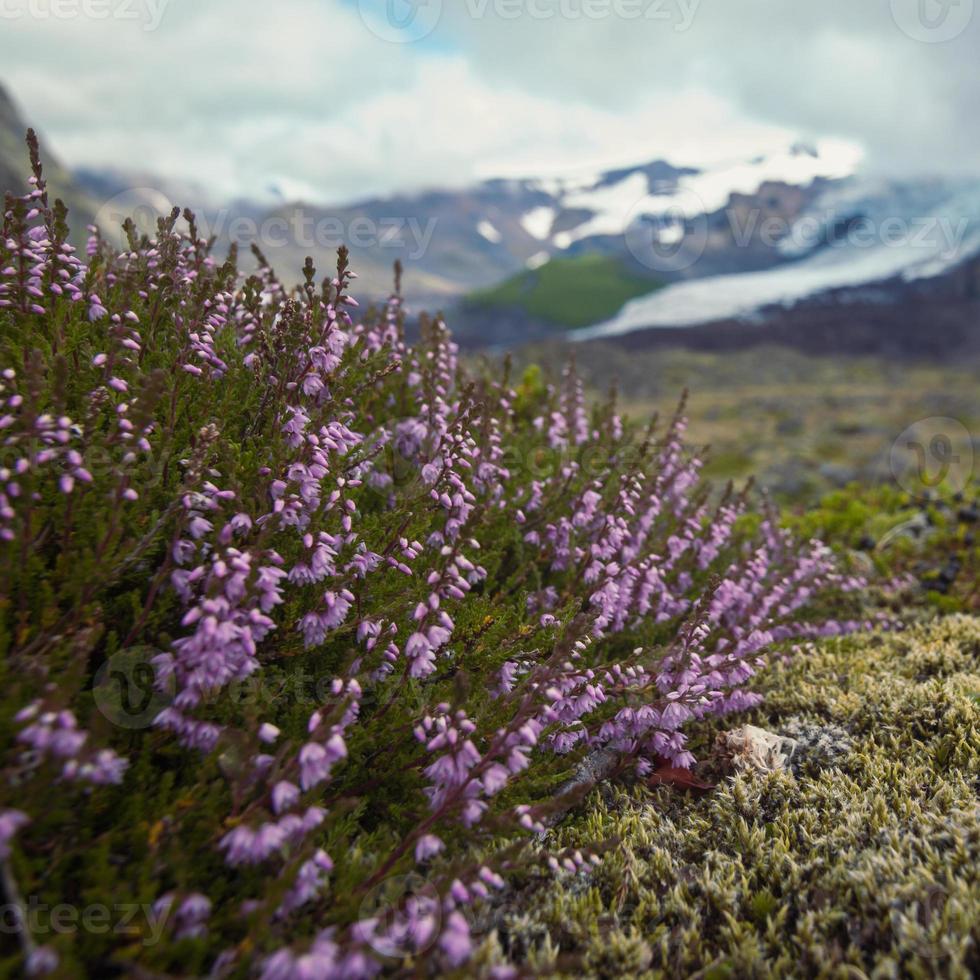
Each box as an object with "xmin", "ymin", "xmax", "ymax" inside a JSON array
[{"xmin": 0, "ymin": 135, "xmax": 872, "ymax": 977}]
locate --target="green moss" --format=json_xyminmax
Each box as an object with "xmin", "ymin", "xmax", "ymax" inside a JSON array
[
  {"xmin": 782, "ymin": 484, "xmax": 979, "ymax": 614},
  {"xmin": 481, "ymin": 617, "xmax": 980, "ymax": 978}
]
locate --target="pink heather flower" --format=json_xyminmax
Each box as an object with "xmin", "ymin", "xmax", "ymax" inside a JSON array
[
  {"xmin": 175, "ymin": 893, "xmax": 212, "ymax": 939},
  {"xmin": 497, "ymin": 661, "xmax": 519, "ymax": 694},
  {"xmin": 0, "ymin": 183, "xmax": 873, "ymax": 980},
  {"xmin": 414, "ymin": 834, "xmax": 444, "ymax": 861},
  {"xmin": 479, "ymin": 866, "xmax": 505, "ymax": 890},
  {"xmin": 405, "ymin": 631, "xmax": 435, "ymax": 677},
  {"xmin": 258, "ymin": 723, "xmax": 281, "ymax": 744},
  {"xmin": 298, "ymin": 744, "xmax": 331, "ymax": 791},
  {"xmin": 298, "ymin": 735, "xmax": 346, "ymax": 791},
  {"xmin": 481, "ymin": 763, "xmax": 510, "ymax": 795},
  {"xmin": 0, "ymin": 809, "xmax": 28, "ymax": 858},
  {"xmin": 260, "ymin": 931, "xmax": 376, "ymax": 980},
  {"xmin": 660, "ymin": 702, "xmax": 693, "ymax": 729},
  {"xmin": 25, "ymin": 946, "xmax": 58, "ymax": 976},
  {"xmin": 219, "ymin": 823, "xmax": 286, "ymax": 866},
  {"xmin": 439, "ymin": 911, "xmax": 472, "ymax": 967},
  {"xmin": 271, "ymin": 781, "xmax": 300, "ymax": 815},
  {"xmin": 277, "ymin": 850, "xmax": 334, "ymax": 917},
  {"xmin": 64, "ymin": 748, "xmax": 129, "ymax": 785}
]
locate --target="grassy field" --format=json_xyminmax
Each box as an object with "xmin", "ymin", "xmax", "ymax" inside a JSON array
[
  {"xmin": 507, "ymin": 344, "xmax": 980, "ymax": 504},
  {"xmin": 465, "ymin": 254, "xmax": 662, "ymax": 329}
]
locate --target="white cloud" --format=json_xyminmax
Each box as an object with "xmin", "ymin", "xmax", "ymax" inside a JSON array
[{"xmin": 1, "ymin": 0, "xmax": 977, "ymax": 203}]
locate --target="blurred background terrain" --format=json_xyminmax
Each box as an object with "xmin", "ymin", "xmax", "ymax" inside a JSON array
[{"xmin": 2, "ymin": 0, "xmax": 978, "ymax": 538}]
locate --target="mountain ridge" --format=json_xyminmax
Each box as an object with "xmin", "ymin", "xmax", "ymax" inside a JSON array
[
  {"xmin": 0, "ymin": 83, "xmax": 99, "ymax": 240},
  {"xmin": 4, "ymin": 78, "xmax": 976, "ymax": 354}
]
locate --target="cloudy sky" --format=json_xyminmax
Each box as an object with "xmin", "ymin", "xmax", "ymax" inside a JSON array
[{"xmin": 1, "ymin": 0, "xmax": 977, "ymax": 203}]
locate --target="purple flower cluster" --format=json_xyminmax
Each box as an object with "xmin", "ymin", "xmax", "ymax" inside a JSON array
[{"xmin": 16, "ymin": 703, "xmax": 128, "ymax": 785}]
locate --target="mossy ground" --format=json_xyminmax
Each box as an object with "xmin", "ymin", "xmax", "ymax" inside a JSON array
[{"xmin": 473, "ymin": 616, "xmax": 980, "ymax": 978}]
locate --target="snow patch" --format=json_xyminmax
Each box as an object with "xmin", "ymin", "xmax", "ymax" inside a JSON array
[
  {"xmin": 521, "ymin": 207, "xmax": 557, "ymax": 240},
  {"xmin": 573, "ymin": 216, "xmax": 977, "ymax": 340},
  {"xmin": 555, "ymin": 139, "xmax": 863, "ymax": 249},
  {"xmin": 477, "ymin": 220, "xmax": 502, "ymax": 244}
]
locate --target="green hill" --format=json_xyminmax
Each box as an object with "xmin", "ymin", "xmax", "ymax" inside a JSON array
[{"xmin": 466, "ymin": 253, "xmax": 662, "ymax": 329}]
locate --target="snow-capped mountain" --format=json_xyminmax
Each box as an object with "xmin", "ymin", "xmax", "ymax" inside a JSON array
[
  {"xmin": 5, "ymin": 61, "xmax": 973, "ymax": 350},
  {"xmin": 60, "ymin": 133, "xmax": 980, "ymax": 347},
  {"xmin": 574, "ymin": 175, "xmax": 980, "ymax": 340},
  {"xmin": 511, "ymin": 140, "xmax": 860, "ymax": 253},
  {"xmin": 69, "ymin": 137, "xmax": 860, "ymax": 308}
]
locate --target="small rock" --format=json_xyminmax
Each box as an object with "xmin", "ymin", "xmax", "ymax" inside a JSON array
[
  {"xmin": 716, "ymin": 725, "xmax": 798, "ymax": 774},
  {"xmin": 779, "ymin": 718, "xmax": 854, "ymax": 774}
]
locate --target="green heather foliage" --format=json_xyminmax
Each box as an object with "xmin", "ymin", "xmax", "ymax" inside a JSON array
[
  {"xmin": 0, "ymin": 137, "xmax": 921, "ymax": 979},
  {"xmin": 481, "ymin": 615, "xmax": 980, "ymax": 978}
]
